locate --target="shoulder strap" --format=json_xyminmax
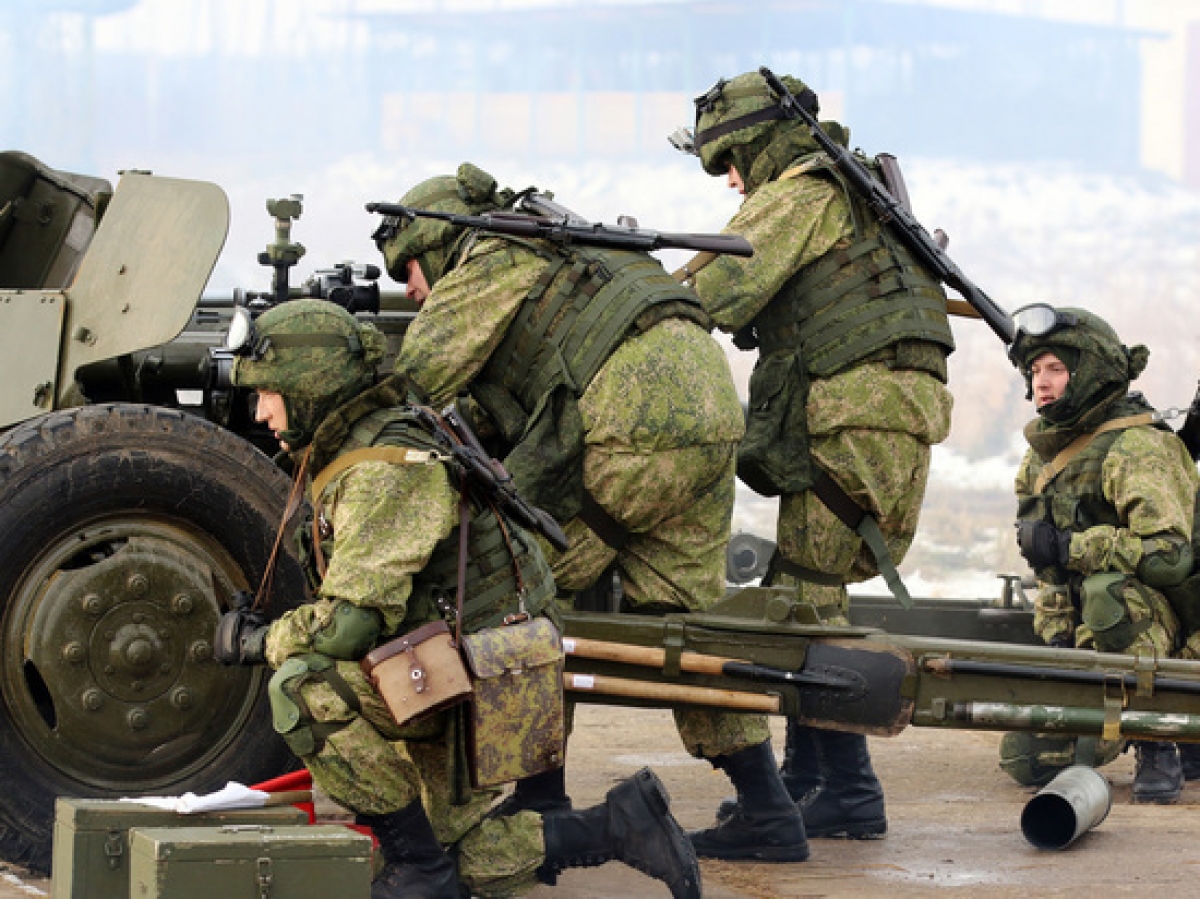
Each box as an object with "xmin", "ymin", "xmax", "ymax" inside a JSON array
[
  {"xmin": 310, "ymin": 445, "xmax": 448, "ymax": 504},
  {"xmin": 1033, "ymin": 412, "xmax": 1157, "ymax": 494}
]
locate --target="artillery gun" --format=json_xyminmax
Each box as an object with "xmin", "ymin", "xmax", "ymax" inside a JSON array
[
  {"xmin": 1, "ymin": 149, "xmax": 1197, "ymax": 878},
  {"xmin": 0, "ymin": 151, "xmax": 414, "ymax": 874}
]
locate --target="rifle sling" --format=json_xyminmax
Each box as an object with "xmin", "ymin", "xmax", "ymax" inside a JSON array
[{"xmin": 579, "ymin": 489, "xmax": 631, "ymax": 552}]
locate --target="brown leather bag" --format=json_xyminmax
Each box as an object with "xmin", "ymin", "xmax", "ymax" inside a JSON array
[{"xmin": 360, "ymin": 620, "xmax": 473, "ymax": 727}]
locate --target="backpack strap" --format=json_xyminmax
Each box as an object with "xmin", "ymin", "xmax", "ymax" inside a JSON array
[{"xmin": 1033, "ymin": 413, "xmax": 1157, "ymax": 494}]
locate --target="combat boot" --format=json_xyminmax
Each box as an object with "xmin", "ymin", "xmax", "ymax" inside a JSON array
[
  {"xmin": 800, "ymin": 730, "xmax": 887, "ymax": 839},
  {"xmin": 537, "ymin": 767, "xmax": 700, "ymax": 899},
  {"xmin": 490, "ymin": 765, "xmax": 572, "ymax": 817},
  {"xmin": 715, "ymin": 718, "xmax": 823, "ymax": 822},
  {"xmin": 689, "ymin": 740, "xmax": 810, "ymax": 862},
  {"xmin": 358, "ymin": 801, "xmax": 464, "ymax": 899},
  {"xmin": 1132, "ymin": 741, "xmax": 1183, "ymax": 803},
  {"xmin": 1177, "ymin": 742, "xmax": 1200, "ymax": 781}
]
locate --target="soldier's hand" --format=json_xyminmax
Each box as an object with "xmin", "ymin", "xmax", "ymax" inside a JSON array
[
  {"xmin": 1016, "ymin": 520, "xmax": 1072, "ymax": 570},
  {"xmin": 214, "ymin": 603, "xmax": 269, "ymax": 666}
]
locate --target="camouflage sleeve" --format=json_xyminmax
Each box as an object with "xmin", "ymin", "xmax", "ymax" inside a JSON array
[
  {"xmin": 1014, "ymin": 447, "xmax": 1037, "ymax": 500},
  {"xmin": 395, "ymin": 237, "xmax": 546, "ymax": 407},
  {"xmin": 264, "ymin": 459, "xmax": 458, "ymax": 665},
  {"xmin": 1067, "ymin": 427, "xmax": 1200, "ymax": 577},
  {"xmin": 692, "ymin": 173, "xmax": 850, "ymax": 333}
]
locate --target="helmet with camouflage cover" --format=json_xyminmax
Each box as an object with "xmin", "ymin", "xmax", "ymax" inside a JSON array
[
  {"xmin": 379, "ymin": 162, "xmax": 517, "ymax": 289},
  {"xmin": 230, "ymin": 299, "xmax": 386, "ymax": 449},
  {"xmin": 690, "ymin": 70, "xmax": 829, "ymax": 195},
  {"xmin": 1009, "ymin": 304, "xmax": 1149, "ymax": 427}
]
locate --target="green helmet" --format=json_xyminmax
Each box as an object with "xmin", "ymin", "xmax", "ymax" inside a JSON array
[
  {"xmin": 230, "ymin": 299, "xmax": 386, "ymax": 449},
  {"xmin": 379, "ymin": 162, "xmax": 514, "ymax": 288},
  {"xmin": 1009, "ymin": 304, "xmax": 1149, "ymax": 426},
  {"xmin": 691, "ymin": 71, "xmax": 819, "ymax": 190}
]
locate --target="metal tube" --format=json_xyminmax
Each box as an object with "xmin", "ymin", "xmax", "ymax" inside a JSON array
[
  {"xmin": 953, "ymin": 701, "xmax": 1200, "ymax": 739},
  {"xmin": 1020, "ymin": 766, "xmax": 1112, "ymax": 850}
]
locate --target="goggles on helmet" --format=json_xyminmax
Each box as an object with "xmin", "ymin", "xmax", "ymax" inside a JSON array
[
  {"xmin": 223, "ymin": 305, "xmax": 364, "ymax": 361},
  {"xmin": 1011, "ymin": 304, "xmax": 1080, "ymax": 339}
]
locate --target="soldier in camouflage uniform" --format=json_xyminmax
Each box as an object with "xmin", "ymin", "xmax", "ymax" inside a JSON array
[
  {"xmin": 377, "ymin": 163, "xmax": 808, "ymax": 862},
  {"xmin": 1004, "ymin": 303, "xmax": 1199, "ymax": 803},
  {"xmin": 213, "ymin": 299, "xmax": 702, "ymax": 899},
  {"xmin": 673, "ymin": 70, "xmax": 955, "ymax": 844}
]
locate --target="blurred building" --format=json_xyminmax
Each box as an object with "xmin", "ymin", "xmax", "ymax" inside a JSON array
[{"xmin": 2, "ymin": 0, "xmax": 1200, "ymax": 186}]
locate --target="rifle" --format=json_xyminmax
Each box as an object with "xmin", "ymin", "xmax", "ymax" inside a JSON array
[
  {"xmin": 756, "ymin": 66, "xmax": 1015, "ymax": 345},
  {"xmin": 412, "ymin": 404, "xmax": 570, "ymax": 552},
  {"xmin": 365, "ymin": 197, "xmax": 754, "ymax": 260},
  {"xmin": 1175, "ymin": 380, "xmax": 1200, "ymax": 461}
]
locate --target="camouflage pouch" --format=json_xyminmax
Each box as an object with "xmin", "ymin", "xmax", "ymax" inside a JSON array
[
  {"xmin": 737, "ymin": 350, "xmax": 814, "ymax": 497},
  {"xmin": 459, "ymin": 615, "xmax": 566, "ymax": 789}
]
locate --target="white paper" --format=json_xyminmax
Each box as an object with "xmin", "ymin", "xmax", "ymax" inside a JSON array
[{"xmin": 119, "ymin": 781, "xmax": 270, "ymax": 814}]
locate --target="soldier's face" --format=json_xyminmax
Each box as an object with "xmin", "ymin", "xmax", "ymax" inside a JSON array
[
  {"xmin": 405, "ymin": 258, "xmax": 430, "ymax": 305},
  {"xmin": 254, "ymin": 389, "xmax": 290, "ymax": 450},
  {"xmin": 1030, "ymin": 352, "xmax": 1070, "ymax": 408},
  {"xmin": 727, "ymin": 165, "xmax": 746, "ymax": 195}
]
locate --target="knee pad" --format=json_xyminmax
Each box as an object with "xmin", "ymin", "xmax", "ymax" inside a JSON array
[
  {"xmin": 1080, "ymin": 573, "xmax": 1136, "ymax": 653},
  {"xmin": 999, "ymin": 732, "xmax": 1123, "ymax": 787},
  {"xmin": 268, "ymin": 654, "xmax": 359, "ymax": 757}
]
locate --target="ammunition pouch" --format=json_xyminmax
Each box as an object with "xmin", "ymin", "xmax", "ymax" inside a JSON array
[
  {"xmin": 268, "ymin": 654, "xmax": 361, "ymax": 758},
  {"xmin": 737, "ymin": 350, "xmax": 814, "ymax": 497},
  {"xmin": 310, "ymin": 601, "xmax": 384, "ymax": 660}
]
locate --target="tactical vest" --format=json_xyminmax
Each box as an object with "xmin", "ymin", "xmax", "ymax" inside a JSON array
[
  {"xmin": 304, "ymin": 404, "xmax": 556, "ymax": 634},
  {"xmin": 1016, "ymin": 395, "xmax": 1169, "ymax": 584},
  {"xmin": 467, "ymin": 237, "xmax": 709, "ymax": 521},
  {"xmin": 474, "ymin": 238, "xmax": 708, "ymax": 434},
  {"xmin": 753, "ymin": 152, "xmax": 955, "ymax": 378}
]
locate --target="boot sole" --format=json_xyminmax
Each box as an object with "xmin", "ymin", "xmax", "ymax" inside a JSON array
[
  {"xmin": 691, "ymin": 839, "xmax": 811, "ymax": 863},
  {"xmin": 807, "ymin": 821, "xmax": 887, "ymax": 840}
]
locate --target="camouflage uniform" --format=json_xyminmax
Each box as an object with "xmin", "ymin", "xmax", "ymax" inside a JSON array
[
  {"xmin": 1004, "ymin": 305, "xmax": 1198, "ymax": 801},
  {"xmin": 383, "ymin": 164, "xmax": 806, "ymax": 863},
  {"xmin": 681, "ymin": 70, "xmax": 954, "ymax": 842},
  {"xmin": 223, "ymin": 300, "xmax": 704, "ymax": 899},
  {"xmin": 389, "ymin": 167, "xmax": 765, "ymax": 760}
]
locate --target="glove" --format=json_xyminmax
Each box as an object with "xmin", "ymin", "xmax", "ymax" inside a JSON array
[
  {"xmin": 214, "ymin": 591, "xmax": 269, "ymax": 665},
  {"xmin": 1015, "ymin": 520, "xmax": 1072, "ymax": 570}
]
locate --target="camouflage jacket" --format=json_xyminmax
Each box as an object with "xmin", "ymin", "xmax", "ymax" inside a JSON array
[{"xmin": 395, "ymin": 234, "xmax": 745, "ymax": 453}]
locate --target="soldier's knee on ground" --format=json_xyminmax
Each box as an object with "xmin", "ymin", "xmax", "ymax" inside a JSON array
[{"xmin": 999, "ymin": 732, "xmax": 1122, "ymax": 787}]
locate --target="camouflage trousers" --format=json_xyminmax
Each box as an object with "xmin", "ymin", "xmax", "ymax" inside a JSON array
[
  {"xmin": 774, "ymin": 364, "xmax": 953, "ymax": 624},
  {"xmin": 275, "ymin": 657, "xmax": 546, "ymax": 897},
  {"xmin": 1033, "ymin": 578, "xmax": 1179, "ymax": 656},
  {"xmin": 548, "ymin": 441, "xmax": 771, "ymax": 758}
]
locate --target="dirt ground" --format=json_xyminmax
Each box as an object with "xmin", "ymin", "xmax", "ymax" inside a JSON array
[{"xmin": 8, "ymin": 705, "xmax": 1200, "ymax": 897}]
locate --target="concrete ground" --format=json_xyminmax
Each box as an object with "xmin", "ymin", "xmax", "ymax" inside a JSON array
[{"xmin": 8, "ymin": 705, "xmax": 1200, "ymax": 897}]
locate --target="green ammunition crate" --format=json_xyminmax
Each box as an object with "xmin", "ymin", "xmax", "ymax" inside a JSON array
[
  {"xmin": 128, "ymin": 824, "xmax": 372, "ymax": 898},
  {"xmin": 51, "ymin": 797, "xmax": 309, "ymax": 899}
]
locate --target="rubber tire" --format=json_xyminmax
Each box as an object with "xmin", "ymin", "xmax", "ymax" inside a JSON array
[{"xmin": 0, "ymin": 404, "xmax": 308, "ymax": 874}]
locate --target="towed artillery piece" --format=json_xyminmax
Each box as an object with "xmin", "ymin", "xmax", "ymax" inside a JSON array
[{"xmin": 0, "ymin": 150, "xmax": 1190, "ymax": 875}]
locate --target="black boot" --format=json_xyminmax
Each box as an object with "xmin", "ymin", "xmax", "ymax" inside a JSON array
[
  {"xmin": 358, "ymin": 801, "xmax": 463, "ymax": 899},
  {"xmin": 1132, "ymin": 741, "xmax": 1184, "ymax": 803},
  {"xmin": 689, "ymin": 741, "xmax": 809, "ymax": 862},
  {"xmin": 1177, "ymin": 742, "xmax": 1200, "ymax": 781},
  {"xmin": 490, "ymin": 765, "xmax": 572, "ymax": 817},
  {"xmin": 716, "ymin": 718, "xmax": 824, "ymax": 823},
  {"xmin": 781, "ymin": 720, "xmax": 825, "ymax": 803},
  {"xmin": 538, "ymin": 767, "xmax": 701, "ymax": 899},
  {"xmin": 801, "ymin": 730, "xmax": 887, "ymax": 839}
]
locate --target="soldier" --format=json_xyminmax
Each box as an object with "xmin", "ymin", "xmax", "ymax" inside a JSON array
[
  {"xmin": 1004, "ymin": 303, "xmax": 1199, "ymax": 803},
  {"xmin": 377, "ymin": 163, "xmax": 809, "ymax": 863},
  {"xmin": 672, "ymin": 70, "xmax": 955, "ymax": 842},
  {"xmin": 213, "ymin": 299, "xmax": 702, "ymax": 899}
]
